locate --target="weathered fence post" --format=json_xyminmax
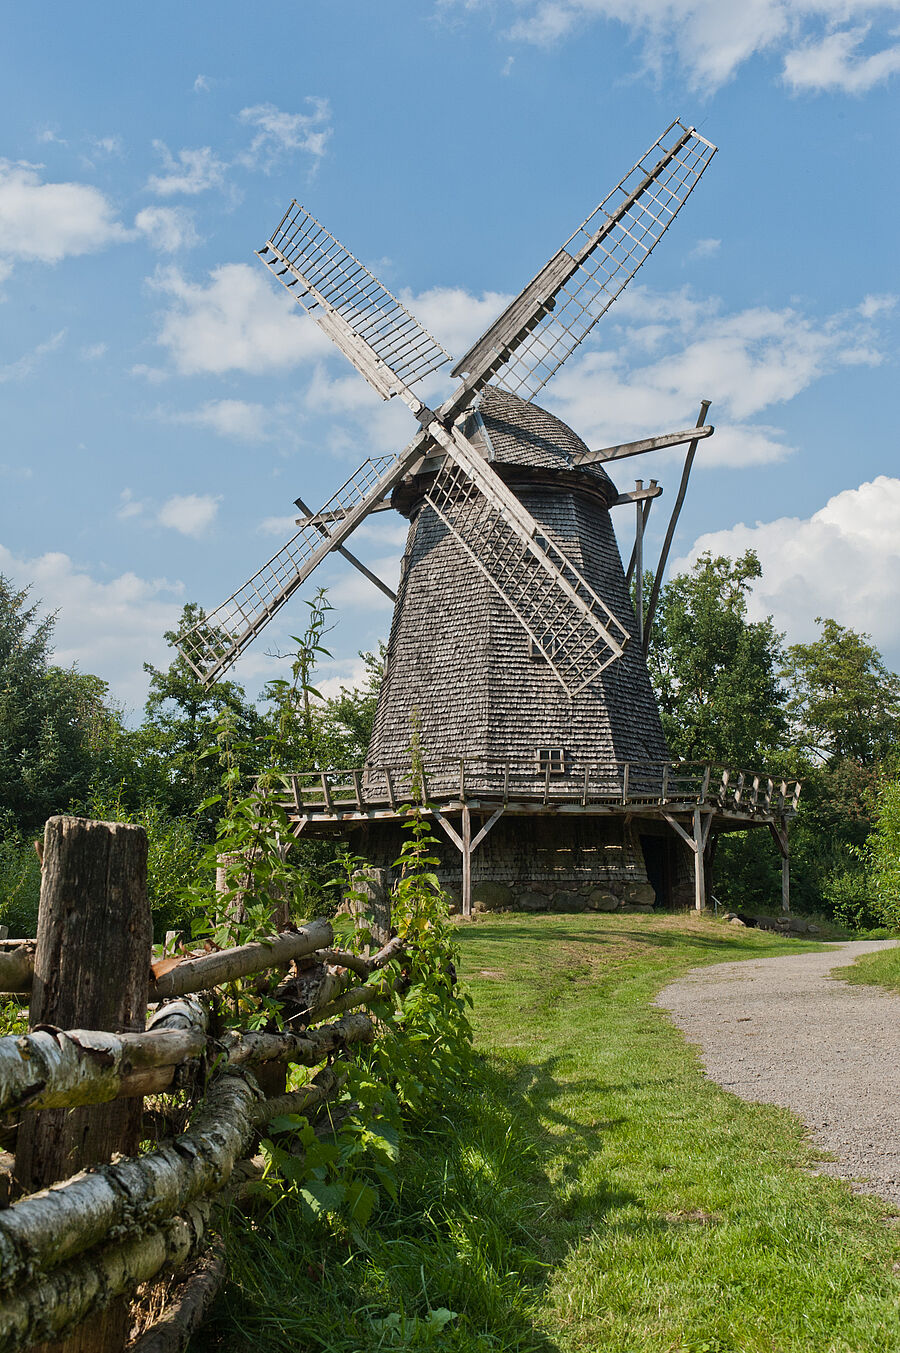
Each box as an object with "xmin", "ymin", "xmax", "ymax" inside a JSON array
[
  {"xmin": 349, "ymin": 867, "xmax": 392, "ymax": 947},
  {"xmin": 15, "ymin": 815, "xmax": 152, "ymax": 1353}
]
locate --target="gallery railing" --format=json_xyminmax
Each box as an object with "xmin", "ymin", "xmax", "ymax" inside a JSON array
[{"xmin": 267, "ymin": 760, "xmax": 801, "ymax": 818}]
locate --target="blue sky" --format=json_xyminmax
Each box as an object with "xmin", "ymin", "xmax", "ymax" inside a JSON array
[{"xmin": 1, "ymin": 1, "xmax": 898, "ymax": 715}]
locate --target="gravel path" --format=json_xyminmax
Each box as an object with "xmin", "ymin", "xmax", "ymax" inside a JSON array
[{"xmin": 657, "ymin": 940, "xmax": 900, "ymax": 1208}]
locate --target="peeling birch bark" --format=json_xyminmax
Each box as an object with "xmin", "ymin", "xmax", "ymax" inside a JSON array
[
  {"xmin": 0, "ymin": 1063, "xmax": 344, "ymax": 1292},
  {"xmin": 150, "ymin": 919, "xmax": 333, "ymax": 1000},
  {"xmin": 222, "ymin": 1011, "xmax": 375, "ymax": 1068},
  {"xmin": 0, "ymin": 1007, "xmax": 369, "ymax": 1117},
  {"xmin": 0, "ymin": 1026, "xmax": 207, "ymax": 1114},
  {"xmin": 310, "ymin": 974, "xmax": 397, "ymax": 1025},
  {"xmin": 0, "ymin": 1201, "xmax": 213, "ymax": 1353},
  {"xmin": 0, "ymin": 1072, "xmax": 262, "ymax": 1289}
]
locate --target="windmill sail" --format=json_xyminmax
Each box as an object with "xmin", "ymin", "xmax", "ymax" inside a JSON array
[
  {"xmin": 424, "ymin": 423, "xmax": 630, "ymax": 693},
  {"xmin": 177, "ymin": 454, "xmax": 413, "ymax": 683},
  {"xmin": 449, "ymin": 120, "xmax": 716, "ymax": 405},
  {"xmin": 258, "ymin": 203, "xmax": 450, "ymax": 399}
]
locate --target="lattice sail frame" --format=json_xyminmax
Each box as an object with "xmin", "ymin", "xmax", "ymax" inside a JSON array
[
  {"xmin": 178, "ymin": 456, "xmax": 404, "ymax": 684},
  {"xmin": 423, "ymin": 434, "xmax": 630, "ymax": 693},
  {"xmin": 449, "ymin": 121, "xmax": 716, "ymax": 404},
  {"xmin": 258, "ymin": 204, "xmax": 450, "ymax": 399}
]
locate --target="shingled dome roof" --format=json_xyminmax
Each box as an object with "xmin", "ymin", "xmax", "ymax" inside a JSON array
[{"xmin": 475, "ymin": 385, "xmax": 615, "ymax": 492}]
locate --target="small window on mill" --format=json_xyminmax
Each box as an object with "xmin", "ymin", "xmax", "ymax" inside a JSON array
[
  {"xmin": 536, "ymin": 747, "xmax": 566, "ymax": 775},
  {"xmin": 528, "ymin": 634, "xmax": 563, "ymax": 662}
]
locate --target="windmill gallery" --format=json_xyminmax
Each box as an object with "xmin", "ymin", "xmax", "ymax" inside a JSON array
[{"xmin": 178, "ymin": 120, "xmax": 800, "ymax": 920}]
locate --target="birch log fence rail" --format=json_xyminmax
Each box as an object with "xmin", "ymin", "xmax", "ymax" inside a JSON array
[{"xmin": 0, "ymin": 816, "xmax": 413, "ymax": 1353}]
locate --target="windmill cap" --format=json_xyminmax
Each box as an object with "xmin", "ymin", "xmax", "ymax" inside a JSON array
[{"xmin": 394, "ymin": 385, "xmax": 618, "ymax": 514}]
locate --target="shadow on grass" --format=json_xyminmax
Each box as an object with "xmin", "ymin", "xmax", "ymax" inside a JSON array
[
  {"xmin": 197, "ymin": 1048, "xmax": 637, "ymax": 1353},
  {"xmin": 464, "ymin": 919, "xmax": 817, "ymax": 959}
]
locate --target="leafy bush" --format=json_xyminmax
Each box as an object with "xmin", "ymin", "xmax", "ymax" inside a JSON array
[{"xmin": 0, "ymin": 829, "xmax": 41, "ymax": 937}]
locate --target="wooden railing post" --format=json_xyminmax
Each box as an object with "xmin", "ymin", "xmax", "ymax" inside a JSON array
[{"xmin": 15, "ymin": 815, "xmax": 152, "ymax": 1353}]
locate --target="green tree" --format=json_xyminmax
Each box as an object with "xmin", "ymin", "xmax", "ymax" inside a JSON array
[
  {"xmin": 138, "ymin": 602, "xmax": 264, "ymax": 826},
  {"xmin": 0, "ymin": 575, "xmax": 128, "ymax": 833},
  {"xmin": 864, "ymin": 772, "xmax": 900, "ymax": 930},
  {"xmin": 646, "ymin": 551, "xmax": 787, "ymax": 766},
  {"xmin": 782, "ymin": 618, "xmax": 900, "ymax": 766}
]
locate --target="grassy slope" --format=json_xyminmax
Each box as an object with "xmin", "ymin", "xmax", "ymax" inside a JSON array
[
  {"xmin": 202, "ymin": 914, "xmax": 900, "ymax": 1352},
  {"xmin": 837, "ymin": 941, "xmax": 900, "ymax": 996}
]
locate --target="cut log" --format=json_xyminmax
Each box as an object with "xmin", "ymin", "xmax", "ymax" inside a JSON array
[
  {"xmin": 0, "ymin": 1027, "xmax": 206, "ymax": 1115},
  {"xmin": 127, "ymin": 1240, "xmax": 226, "ymax": 1353},
  {"xmin": 0, "ymin": 1072, "xmax": 262, "ymax": 1291},
  {"xmin": 0, "ymin": 944, "xmax": 35, "ymax": 995},
  {"xmin": 150, "ymin": 919, "xmax": 333, "ymax": 1000},
  {"xmin": 0, "ymin": 1201, "xmax": 213, "ymax": 1353}
]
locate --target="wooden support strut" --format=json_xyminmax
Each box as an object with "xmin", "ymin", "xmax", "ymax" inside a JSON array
[
  {"xmin": 643, "ymin": 400, "xmax": 712, "ymax": 656},
  {"xmin": 768, "ymin": 815, "xmax": 791, "ymax": 914},
  {"xmin": 662, "ymin": 809, "xmax": 713, "ymax": 912},
  {"xmin": 433, "ymin": 806, "xmax": 506, "ymax": 919}
]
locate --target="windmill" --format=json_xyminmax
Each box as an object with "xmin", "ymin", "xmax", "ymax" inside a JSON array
[{"xmin": 179, "ymin": 119, "xmax": 723, "ymax": 916}]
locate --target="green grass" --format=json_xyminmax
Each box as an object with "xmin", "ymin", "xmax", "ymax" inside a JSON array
[
  {"xmin": 837, "ymin": 940, "xmax": 900, "ymax": 996},
  {"xmin": 198, "ymin": 914, "xmax": 900, "ymax": 1352}
]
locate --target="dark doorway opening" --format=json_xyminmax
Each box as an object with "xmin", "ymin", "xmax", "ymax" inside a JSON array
[{"xmin": 640, "ymin": 834, "xmax": 671, "ymax": 907}]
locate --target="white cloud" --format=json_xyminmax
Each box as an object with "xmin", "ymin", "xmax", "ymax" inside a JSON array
[
  {"xmin": 237, "ymin": 99, "xmax": 332, "ymax": 169},
  {"xmin": 402, "ymin": 285, "xmax": 513, "ymax": 359},
  {"xmin": 36, "ymin": 128, "xmax": 67, "ymax": 146},
  {"xmin": 80, "ymin": 342, "xmax": 107, "ymax": 361},
  {"xmin": 543, "ymin": 286, "xmax": 890, "ymax": 468},
  {"xmin": 858, "ymin": 293, "xmax": 897, "ymax": 320},
  {"xmin": 672, "ymin": 476, "xmax": 900, "ymax": 668},
  {"xmin": 259, "ymin": 514, "xmax": 300, "ymax": 537},
  {"xmin": 461, "ymin": 0, "xmax": 900, "ymax": 92},
  {"xmin": 157, "ymin": 493, "xmax": 221, "ymax": 537},
  {"xmin": 134, "ymin": 205, "xmax": 200, "ymax": 253},
  {"xmin": 783, "ymin": 24, "xmax": 900, "ymax": 92},
  {"xmin": 146, "ymin": 142, "xmax": 227, "ymax": 196},
  {"xmin": 0, "ymin": 543, "xmax": 185, "ymax": 711},
  {"xmin": 0, "ymin": 160, "xmax": 129, "ymax": 265},
  {"xmin": 91, "ymin": 135, "xmax": 123, "ymax": 157},
  {"xmin": 0, "ymin": 330, "xmax": 65, "ymax": 384},
  {"xmin": 169, "ymin": 398, "xmax": 271, "ymax": 441},
  {"xmin": 193, "ymin": 74, "xmax": 211, "ymax": 93},
  {"xmin": 687, "ymin": 237, "xmax": 721, "ymax": 260},
  {"xmin": 116, "ymin": 489, "xmax": 144, "ymax": 520},
  {"xmin": 150, "ymin": 262, "xmax": 330, "ymax": 374}
]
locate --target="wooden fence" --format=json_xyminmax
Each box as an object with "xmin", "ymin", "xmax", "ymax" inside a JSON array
[{"xmin": 0, "ymin": 816, "xmax": 411, "ymax": 1353}]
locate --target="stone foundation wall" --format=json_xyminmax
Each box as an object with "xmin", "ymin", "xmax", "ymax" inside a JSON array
[
  {"xmin": 348, "ymin": 814, "xmax": 660, "ymax": 915},
  {"xmin": 450, "ymin": 876, "xmax": 656, "ymax": 915}
]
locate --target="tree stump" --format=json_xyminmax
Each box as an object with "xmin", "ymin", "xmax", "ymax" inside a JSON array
[{"xmin": 15, "ymin": 816, "xmax": 152, "ymax": 1353}]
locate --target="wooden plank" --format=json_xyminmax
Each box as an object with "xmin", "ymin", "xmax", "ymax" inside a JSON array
[
  {"xmin": 470, "ymin": 806, "xmax": 505, "ymax": 852},
  {"xmin": 662, "ymin": 811, "xmax": 696, "ymax": 853},
  {"xmin": 294, "ymin": 494, "xmax": 397, "ymax": 602},
  {"xmin": 642, "ymin": 400, "xmax": 712, "ymax": 656},
  {"xmin": 433, "ymin": 811, "xmax": 464, "ymax": 854},
  {"xmin": 693, "ymin": 807, "xmax": 706, "ymax": 911},
  {"xmin": 290, "ymin": 774, "xmax": 304, "ymax": 816},
  {"xmin": 461, "ymin": 805, "xmax": 472, "ymax": 919},
  {"xmin": 320, "ymin": 773, "xmax": 334, "ymax": 812},
  {"xmin": 385, "ymin": 768, "xmax": 397, "ymax": 811},
  {"xmin": 575, "ymin": 424, "xmax": 714, "ymax": 466},
  {"xmin": 611, "ymin": 483, "xmax": 664, "ymax": 507}
]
